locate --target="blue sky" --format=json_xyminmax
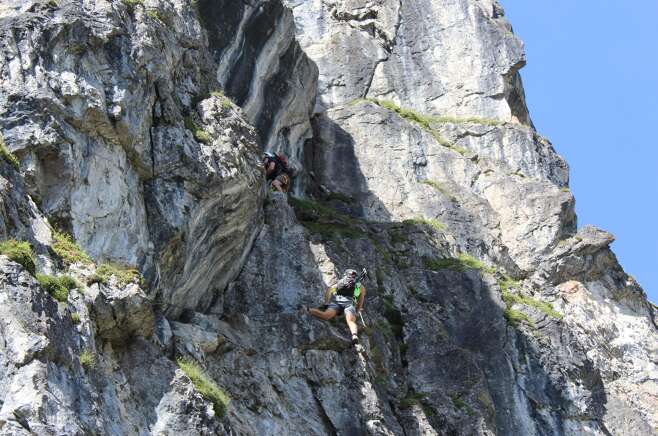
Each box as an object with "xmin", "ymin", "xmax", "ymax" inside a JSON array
[{"xmin": 499, "ymin": 0, "xmax": 658, "ymax": 302}]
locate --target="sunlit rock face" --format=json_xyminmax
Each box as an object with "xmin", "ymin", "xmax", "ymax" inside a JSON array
[
  {"xmin": 284, "ymin": 0, "xmax": 530, "ymax": 124},
  {"xmin": 0, "ymin": 0, "xmax": 318, "ymax": 316},
  {"xmin": 0, "ymin": 1, "xmax": 655, "ymax": 435}
]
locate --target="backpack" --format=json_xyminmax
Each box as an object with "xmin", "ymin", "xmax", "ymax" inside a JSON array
[
  {"xmin": 334, "ymin": 275, "xmax": 362, "ymax": 301},
  {"xmin": 264, "ymin": 152, "xmax": 292, "ymax": 180}
]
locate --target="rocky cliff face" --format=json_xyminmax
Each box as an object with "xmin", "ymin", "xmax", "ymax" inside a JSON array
[{"xmin": 0, "ymin": 1, "xmax": 655, "ymax": 435}]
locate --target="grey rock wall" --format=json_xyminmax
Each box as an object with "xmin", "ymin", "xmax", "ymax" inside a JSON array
[
  {"xmin": 0, "ymin": 0, "xmax": 317, "ymax": 315},
  {"xmin": 199, "ymin": 0, "xmax": 318, "ymax": 166},
  {"xmin": 285, "ymin": 0, "xmax": 530, "ymax": 123},
  {"xmin": 0, "ymin": 0, "xmax": 655, "ymax": 435}
]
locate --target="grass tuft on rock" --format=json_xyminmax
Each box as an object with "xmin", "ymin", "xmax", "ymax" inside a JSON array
[
  {"xmin": 289, "ymin": 197, "xmax": 339, "ymax": 221},
  {"xmin": 503, "ymin": 308, "xmax": 533, "ymax": 327},
  {"xmin": 299, "ymin": 221, "xmax": 366, "ymax": 241},
  {"xmin": 403, "ymin": 216, "xmax": 446, "ymax": 232},
  {"xmin": 323, "ymin": 191, "xmax": 355, "ymax": 204},
  {"xmin": 58, "ymin": 275, "xmax": 80, "ymax": 291},
  {"xmin": 52, "ymin": 231, "xmax": 92, "ymax": 266},
  {"xmin": 36, "ymin": 274, "xmax": 78, "ymax": 302},
  {"xmin": 71, "ymin": 312, "xmax": 81, "ymax": 324},
  {"xmin": 0, "ymin": 135, "xmax": 20, "ymax": 170},
  {"xmin": 374, "ymin": 99, "xmax": 435, "ymax": 130},
  {"xmin": 0, "ymin": 240, "xmax": 36, "ymax": 275},
  {"xmin": 363, "ymin": 99, "xmax": 472, "ymax": 155},
  {"xmin": 289, "ymin": 196, "xmax": 367, "ymax": 241},
  {"xmin": 184, "ymin": 117, "xmax": 211, "ymax": 144},
  {"xmin": 177, "ymin": 357, "xmax": 230, "ymax": 417},
  {"xmin": 502, "ymin": 290, "xmax": 563, "ymax": 321},
  {"xmin": 88, "ymin": 263, "xmax": 142, "ymax": 288},
  {"xmin": 79, "ymin": 350, "xmax": 95, "ymax": 369},
  {"xmin": 210, "ymin": 90, "xmax": 234, "ymax": 109},
  {"xmin": 497, "ymin": 275, "xmax": 519, "ymax": 293},
  {"xmin": 399, "ymin": 391, "xmax": 428, "ymax": 409},
  {"xmin": 424, "ymin": 253, "xmax": 495, "ymax": 274}
]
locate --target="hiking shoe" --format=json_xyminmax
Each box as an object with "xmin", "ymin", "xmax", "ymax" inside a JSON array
[{"xmin": 351, "ymin": 334, "xmax": 359, "ymax": 345}]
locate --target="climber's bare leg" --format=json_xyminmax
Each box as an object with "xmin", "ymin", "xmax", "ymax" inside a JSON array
[
  {"xmin": 309, "ymin": 307, "xmax": 338, "ymax": 320},
  {"xmin": 271, "ymin": 179, "xmax": 285, "ymax": 192},
  {"xmin": 345, "ymin": 311, "xmax": 358, "ymax": 336}
]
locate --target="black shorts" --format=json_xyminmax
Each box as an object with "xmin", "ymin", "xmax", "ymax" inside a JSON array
[{"xmin": 327, "ymin": 295, "xmax": 356, "ymax": 316}]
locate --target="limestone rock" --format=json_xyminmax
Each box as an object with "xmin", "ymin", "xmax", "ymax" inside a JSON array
[
  {"xmin": 0, "ymin": 0, "xmax": 655, "ymax": 435},
  {"xmin": 311, "ymin": 101, "xmax": 573, "ymax": 271},
  {"xmin": 90, "ymin": 282, "xmax": 156, "ymax": 345},
  {"xmin": 171, "ymin": 321, "xmax": 223, "ymax": 361},
  {"xmin": 152, "ymin": 372, "xmax": 223, "ymax": 435},
  {"xmin": 286, "ymin": 0, "xmax": 530, "ymax": 123}
]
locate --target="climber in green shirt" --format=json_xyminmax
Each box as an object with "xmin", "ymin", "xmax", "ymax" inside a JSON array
[{"xmin": 303, "ymin": 269, "xmax": 366, "ymax": 346}]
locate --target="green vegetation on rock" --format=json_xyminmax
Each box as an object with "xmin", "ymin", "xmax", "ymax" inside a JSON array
[
  {"xmin": 146, "ymin": 9, "xmax": 163, "ymax": 21},
  {"xmin": 288, "ymin": 197, "xmax": 338, "ymax": 221},
  {"xmin": 503, "ymin": 308, "xmax": 533, "ymax": 327},
  {"xmin": 403, "ymin": 216, "xmax": 446, "ymax": 232},
  {"xmin": 88, "ymin": 263, "xmax": 142, "ymax": 288},
  {"xmin": 177, "ymin": 357, "xmax": 230, "ymax": 417},
  {"xmin": 36, "ymin": 274, "xmax": 78, "ymax": 302},
  {"xmin": 374, "ymin": 99, "xmax": 436, "ymax": 130},
  {"xmin": 497, "ymin": 274, "xmax": 519, "ymax": 293},
  {"xmin": 300, "ymin": 221, "xmax": 365, "ymax": 240},
  {"xmin": 399, "ymin": 391, "xmax": 428, "ymax": 409},
  {"xmin": 502, "ymin": 290, "xmax": 563, "ymax": 321},
  {"xmin": 79, "ymin": 350, "xmax": 95, "ymax": 369},
  {"xmin": 184, "ymin": 117, "xmax": 211, "ymax": 144},
  {"xmin": 323, "ymin": 192, "xmax": 355, "ymax": 204},
  {"xmin": 0, "ymin": 135, "xmax": 20, "ymax": 170},
  {"xmin": 52, "ymin": 231, "xmax": 92, "ymax": 266},
  {"xmin": 368, "ymin": 99, "xmax": 458, "ymax": 151},
  {"xmin": 58, "ymin": 275, "xmax": 80, "ymax": 291},
  {"xmin": 0, "ymin": 240, "xmax": 36, "ymax": 275},
  {"xmin": 71, "ymin": 312, "xmax": 81, "ymax": 324},
  {"xmin": 289, "ymin": 196, "xmax": 367, "ymax": 241},
  {"xmin": 210, "ymin": 90, "xmax": 234, "ymax": 109},
  {"xmin": 359, "ymin": 99, "xmax": 495, "ymax": 156},
  {"xmin": 424, "ymin": 253, "xmax": 495, "ymax": 274}
]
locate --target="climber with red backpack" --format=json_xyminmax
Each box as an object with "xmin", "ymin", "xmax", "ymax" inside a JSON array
[
  {"xmin": 302, "ymin": 268, "xmax": 367, "ymax": 346},
  {"xmin": 263, "ymin": 151, "xmax": 293, "ymax": 193}
]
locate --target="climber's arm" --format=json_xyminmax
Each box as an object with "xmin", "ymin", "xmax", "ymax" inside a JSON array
[{"xmin": 264, "ymin": 161, "xmax": 276, "ymax": 176}]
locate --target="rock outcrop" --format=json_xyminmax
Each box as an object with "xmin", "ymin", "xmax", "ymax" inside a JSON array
[{"xmin": 0, "ymin": 0, "xmax": 655, "ymax": 435}]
